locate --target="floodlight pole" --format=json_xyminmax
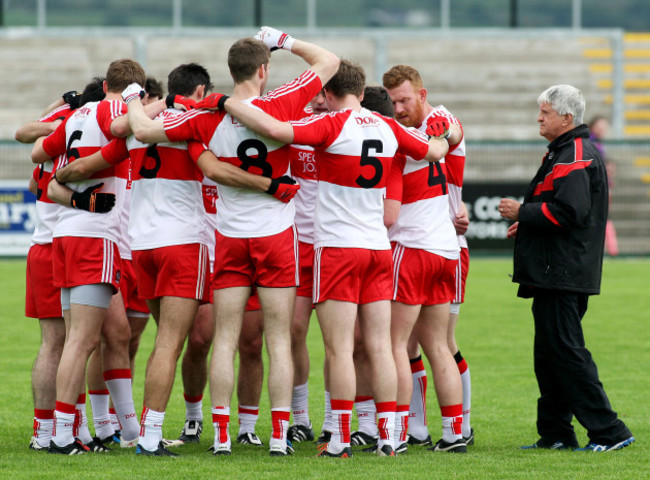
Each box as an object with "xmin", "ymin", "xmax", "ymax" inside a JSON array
[
  {"xmin": 509, "ymin": 0, "xmax": 518, "ymax": 28},
  {"xmin": 254, "ymin": 0, "xmax": 262, "ymax": 27}
]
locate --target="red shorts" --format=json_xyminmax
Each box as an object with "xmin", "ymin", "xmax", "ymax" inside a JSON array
[
  {"xmin": 52, "ymin": 236, "xmax": 121, "ymax": 292},
  {"xmin": 452, "ymin": 247, "xmax": 469, "ymax": 304},
  {"xmin": 297, "ymin": 241, "xmax": 314, "ymax": 298},
  {"xmin": 132, "ymin": 243, "xmax": 210, "ymax": 302},
  {"xmin": 245, "ymin": 293, "xmax": 261, "ymax": 311},
  {"xmin": 392, "ymin": 243, "xmax": 456, "ymax": 306},
  {"xmin": 26, "ymin": 243, "xmax": 62, "ymax": 319},
  {"xmin": 120, "ymin": 259, "xmax": 149, "ymax": 314},
  {"xmin": 212, "ymin": 226, "xmax": 298, "ymax": 290},
  {"xmin": 313, "ymin": 247, "xmax": 392, "ymax": 304}
]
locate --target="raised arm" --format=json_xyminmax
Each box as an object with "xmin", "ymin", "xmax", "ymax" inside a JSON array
[{"xmin": 255, "ymin": 26, "xmax": 340, "ymax": 85}]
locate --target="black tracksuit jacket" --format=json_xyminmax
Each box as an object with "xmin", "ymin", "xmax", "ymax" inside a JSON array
[{"xmin": 512, "ymin": 124, "xmax": 608, "ymax": 297}]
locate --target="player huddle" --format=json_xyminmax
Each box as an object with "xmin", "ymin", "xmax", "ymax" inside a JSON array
[{"xmin": 19, "ymin": 26, "xmax": 472, "ymax": 458}]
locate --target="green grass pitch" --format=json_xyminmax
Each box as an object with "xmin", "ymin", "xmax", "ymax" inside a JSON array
[{"xmin": 0, "ymin": 257, "xmax": 647, "ymax": 479}]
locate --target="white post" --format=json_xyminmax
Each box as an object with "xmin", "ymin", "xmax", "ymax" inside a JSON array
[
  {"xmin": 37, "ymin": 0, "xmax": 46, "ymax": 29},
  {"xmin": 572, "ymin": 0, "xmax": 581, "ymax": 29},
  {"xmin": 173, "ymin": 0, "xmax": 182, "ymax": 29},
  {"xmin": 307, "ymin": 0, "xmax": 316, "ymax": 30},
  {"xmin": 441, "ymin": 0, "xmax": 450, "ymax": 30}
]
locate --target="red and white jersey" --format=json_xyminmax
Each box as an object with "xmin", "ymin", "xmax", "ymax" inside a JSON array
[
  {"xmin": 43, "ymin": 100, "xmax": 127, "ymax": 244},
  {"xmin": 386, "ymin": 152, "xmax": 460, "ymax": 260},
  {"xmin": 121, "ymin": 108, "xmax": 207, "ymax": 251},
  {"xmin": 164, "ymin": 70, "xmax": 322, "ymax": 238},
  {"xmin": 31, "ymin": 105, "xmax": 74, "ymax": 245},
  {"xmin": 290, "ymin": 142, "xmax": 318, "ymax": 244},
  {"xmin": 201, "ymin": 176, "xmax": 219, "ymax": 265},
  {"xmin": 431, "ymin": 105, "xmax": 468, "ymax": 249},
  {"xmin": 291, "ymin": 107, "xmax": 430, "ymax": 250},
  {"xmin": 117, "ymin": 160, "xmax": 133, "ymax": 260}
]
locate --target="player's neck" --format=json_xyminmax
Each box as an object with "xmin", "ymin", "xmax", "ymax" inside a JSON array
[
  {"xmin": 423, "ymin": 102, "xmax": 434, "ymax": 119},
  {"xmin": 232, "ymin": 81, "xmax": 261, "ymax": 100},
  {"xmin": 104, "ymin": 92, "xmax": 124, "ymax": 102}
]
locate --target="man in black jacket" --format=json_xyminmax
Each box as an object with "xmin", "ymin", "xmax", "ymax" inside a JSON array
[{"xmin": 498, "ymin": 85, "xmax": 634, "ymax": 452}]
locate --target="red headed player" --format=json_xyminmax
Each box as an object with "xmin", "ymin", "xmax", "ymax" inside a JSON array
[
  {"xmin": 217, "ymin": 59, "xmax": 451, "ymax": 458},
  {"xmin": 125, "ymin": 27, "xmax": 339, "ymax": 457},
  {"xmin": 384, "ymin": 64, "xmax": 473, "ymax": 450}
]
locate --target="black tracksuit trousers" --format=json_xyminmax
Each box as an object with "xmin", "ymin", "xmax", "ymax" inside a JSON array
[{"xmin": 531, "ymin": 289, "xmax": 632, "ymax": 445}]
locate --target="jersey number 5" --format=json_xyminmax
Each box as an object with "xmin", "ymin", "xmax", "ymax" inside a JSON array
[
  {"xmin": 356, "ymin": 139, "xmax": 384, "ymax": 189},
  {"xmin": 139, "ymin": 144, "xmax": 161, "ymax": 179}
]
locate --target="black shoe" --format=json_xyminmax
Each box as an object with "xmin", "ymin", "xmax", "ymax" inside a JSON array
[
  {"xmin": 86, "ymin": 436, "xmax": 112, "ymax": 452},
  {"xmin": 463, "ymin": 428, "xmax": 475, "ymax": 446},
  {"xmin": 135, "ymin": 441, "xmax": 178, "ymax": 457},
  {"xmin": 237, "ymin": 432, "xmax": 264, "ymax": 446},
  {"xmin": 316, "ymin": 430, "xmax": 332, "ymax": 445},
  {"xmin": 350, "ymin": 430, "xmax": 378, "ymax": 446},
  {"xmin": 429, "ymin": 438, "xmax": 467, "ymax": 453},
  {"xmin": 377, "ymin": 444, "xmax": 396, "ymax": 457},
  {"xmin": 317, "ymin": 444, "xmax": 353, "ymax": 458},
  {"xmin": 395, "ymin": 442, "xmax": 408, "ymax": 454},
  {"xmin": 407, "ymin": 434, "xmax": 433, "ymax": 447},
  {"xmin": 178, "ymin": 419, "xmax": 202, "ymax": 443},
  {"xmin": 288, "ymin": 423, "xmax": 315, "ymax": 443},
  {"xmin": 48, "ymin": 439, "xmax": 90, "ymax": 455},
  {"xmin": 208, "ymin": 444, "xmax": 232, "ymax": 456}
]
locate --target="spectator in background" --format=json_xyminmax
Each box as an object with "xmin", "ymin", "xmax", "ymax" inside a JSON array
[
  {"xmin": 589, "ymin": 115, "xmax": 619, "ymax": 256},
  {"xmin": 499, "ymin": 85, "xmax": 634, "ymax": 452}
]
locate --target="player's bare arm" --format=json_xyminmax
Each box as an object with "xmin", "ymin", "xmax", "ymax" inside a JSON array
[
  {"xmin": 196, "ymin": 149, "xmax": 299, "ymax": 203},
  {"xmin": 31, "ymin": 136, "xmax": 52, "ymax": 164},
  {"xmin": 384, "ymin": 198, "xmax": 401, "ymax": 229},
  {"xmin": 28, "ymin": 176, "xmax": 38, "ymax": 196},
  {"xmin": 55, "ymin": 150, "xmax": 113, "ymax": 183},
  {"xmin": 255, "ymin": 26, "xmax": 340, "ymax": 85},
  {"xmin": 126, "ymin": 95, "xmax": 171, "ymax": 144},
  {"xmin": 111, "ymin": 96, "xmax": 168, "ymax": 138},
  {"xmin": 425, "ymin": 136, "xmax": 450, "ymax": 163},
  {"xmin": 15, "ymin": 120, "xmax": 60, "ymax": 144},
  {"xmin": 46, "ymin": 175, "xmax": 74, "ymax": 206}
]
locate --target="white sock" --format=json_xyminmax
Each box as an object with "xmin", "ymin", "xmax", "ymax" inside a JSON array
[
  {"xmin": 75, "ymin": 396, "xmax": 93, "ymax": 444},
  {"xmin": 269, "ymin": 407, "xmax": 291, "ymax": 450},
  {"xmin": 456, "ymin": 353, "xmax": 472, "ymax": 437},
  {"xmin": 408, "ymin": 357, "xmax": 429, "ymax": 440},
  {"xmin": 212, "ymin": 406, "xmax": 231, "ymax": 449},
  {"xmin": 441, "ymin": 404, "xmax": 463, "ymax": 443},
  {"xmin": 89, "ymin": 390, "xmax": 113, "ymax": 440},
  {"xmin": 52, "ymin": 404, "xmax": 76, "ymax": 447},
  {"xmin": 355, "ymin": 397, "xmax": 378, "ymax": 436},
  {"xmin": 184, "ymin": 393, "xmax": 204, "ymax": 421},
  {"xmin": 139, "ymin": 407, "xmax": 165, "ymax": 451},
  {"xmin": 323, "ymin": 391, "xmax": 333, "ymax": 433},
  {"xmin": 104, "ymin": 370, "xmax": 139, "ymax": 442},
  {"xmin": 33, "ymin": 410, "xmax": 54, "ymax": 447},
  {"xmin": 237, "ymin": 405, "xmax": 259, "ymax": 435},
  {"xmin": 329, "ymin": 399, "xmax": 352, "ymax": 453},
  {"xmin": 394, "ymin": 405, "xmax": 410, "ymax": 445},
  {"xmin": 291, "ymin": 383, "xmax": 310, "ymax": 426}
]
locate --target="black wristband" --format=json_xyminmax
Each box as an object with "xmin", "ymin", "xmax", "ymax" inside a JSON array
[
  {"xmin": 165, "ymin": 94, "xmax": 175, "ymax": 109},
  {"xmin": 266, "ymin": 178, "xmax": 279, "ymax": 195},
  {"xmin": 54, "ymin": 170, "xmax": 65, "ymax": 185},
  {"xmin": 217, "ymin": 95, "xmax": 230, "ymax": 110}
]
